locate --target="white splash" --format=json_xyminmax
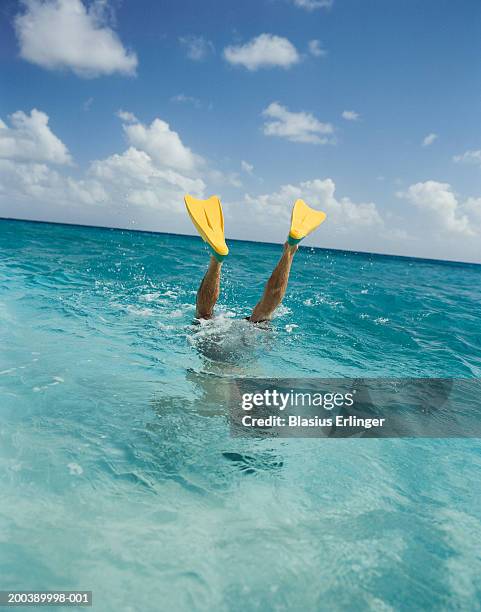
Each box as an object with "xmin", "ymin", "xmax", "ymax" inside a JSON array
[
  {"xmin": 126, "ymin": 305, "xmax": 154, "ymax": 317},
  {"xmin": 273, "ymin": 304, "xmax": 292, "ymax": 318},
  {"xmin": 140, "ymin": 292, "xmax": 160, "ymax": 302},
  {"xmin": 67, "ymin": 463, "xmax": 83, "ymax": 475}
]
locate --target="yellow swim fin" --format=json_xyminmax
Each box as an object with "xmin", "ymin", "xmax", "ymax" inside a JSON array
[
  {"xmin": 288, "ymin": 199, "xmax": 327, "ymax": 245},
  {"xmin": 184, "ymin": 194, "xmax": 229, "ymax": 261}
]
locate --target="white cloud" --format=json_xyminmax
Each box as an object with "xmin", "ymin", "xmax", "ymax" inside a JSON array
[
  {"xmin": 465, "ymin": 197, "xmax": 481, "ymax": 221},
  {"xmin": 453, "ymin": 149, "xmax": 481, "ymax": 165},
  {"xmin": 116, "ymin": 109, "xmax": 137, "ymax": 123},
  {"xmin": 291, "ymin": 0, "xmax": 333, "ymax": 9},
  {"xmin": 179, "ymin": 35, "xmax": 214, "ymax": 61},
  {"xmin": 0, "ymin": 109, "xmax": 71, "ymax": 165},
  {"xmin": 0, "ymin": 108, "xmax": 206, "ymax": 228},
  {"xmin": 89, "ymin": 146, "xmax": 204, "ymax": 211},
  {"xmin": 14, "ymin": 0, "xmax": 137, "ymax": 77},
  {"xmin": 120, "ymin": 114, "xmax": 201, "ymax": 172},
  {"xmin": 308, "ymin": 40, "xmax": 326, "ymax": 57},
  {"xmin": 245, "ymin": 179, "xmax": 381, "ymax": 228},
  {"xmin": 0, "ymin": 147, "xmax": 203, "ymax": 219},
  {"xmin": 0, "ymin": 108, "xmax": 379, "ymax": 249},
  {"xmin": 422, "ymin": 133, "xmax": 438, "ymax": 147},
  {"xmin": 235, "ymin": 177, "xmax": 481, "ymax": 259},
  {"xmin": 170, "ymin": 94, "xmax": 201, "ymax": 108},
  {"xmin": 342, "ymin": 110, "xmax": 360, "ymax": 121},
  {"xmin": 0, "ymin": 159, "xmax": 106, "ymax": 206},
  {"xmin": 397, "ymin": 181, "xmax": 474, "ymax": 236},
  {"xmin": 262, "ymin": 102, "xmax": 334, "ymax": 144},
  {"xmin": 3, "ymin": 109, "xmax": 481, "ymax": 261},
  {"xmin": 205, "ymin": 168, "xmax": 242, "ymax": 189},
  {"xmin": 223, "ymin": 34, "xmax": 300, "ymax": 71},
  {"xmin": 236, "ymin": 178, "xmax": 382, "ymax": 250},
  {"xmin": 241, "ymin": 160, "xmax": 254, "ymax": 174}
]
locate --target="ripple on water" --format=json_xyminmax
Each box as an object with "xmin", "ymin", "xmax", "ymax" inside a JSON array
[{"xmin": 1, "ymin": 220, "xmax": 481, "ymax": 610}]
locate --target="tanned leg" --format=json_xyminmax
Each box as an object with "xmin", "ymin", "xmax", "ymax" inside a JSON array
[
  {"xmin": 196, "ymin": 255, "xmax": 222, "ymax": 319},
  {"xmin": 249, "ymin": 242, "xmax": 298, "ymax": 323}
]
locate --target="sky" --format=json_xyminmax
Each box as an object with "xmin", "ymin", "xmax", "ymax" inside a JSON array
[{"xmin": 1, "ymin": 0, "xmax": 481, "ymax": 263}]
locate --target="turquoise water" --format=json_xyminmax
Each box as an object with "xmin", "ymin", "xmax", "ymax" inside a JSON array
[{"xmin": 1, "ymin": 218, "xmax": 481, "ymax": 611}]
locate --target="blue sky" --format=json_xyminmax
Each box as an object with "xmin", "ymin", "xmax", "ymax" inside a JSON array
[{"xmin": 1, "ymin": 0, "xmax": 481, "ymax": 262}]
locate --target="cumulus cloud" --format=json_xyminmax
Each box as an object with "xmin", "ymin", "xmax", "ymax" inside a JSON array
[
  {"xmin": 179, "ymin": 35, "xmax": 214, "ymax": 61},
  {"xmin": 224, "ymin": 34, "xmax": 300, "ymax": 71},
  {"xmin": 342, "ymin": 110, "xmax": 360, "ymax": 121},
  {"xmin": 308, "ymin": 40, "xmax": 326, "ymax": 57},
  {"xmin": 0, "ymin": 107, "xmax": 206, "ymax": 230},
  {"xmin": 3, "ymin": 108, "xmax": 481, "ymax": 261},
  {"xmin": 241, "ymin": 160, "xmax": 254, "ymax": 175},
  {"xmin": 170, "ymin": 94, "xmax": 201, "ymax": 108},
  {"xmin": 0, "ymin": 159, "xmax": 106, "ymax": 206},
  {"xmin": 116, "ymin": 109, "xmax": 137, "ymax": 123},
  {"xmin": 14, "ymin": 0, "xmax": 138, "ymax": 77},
  {"xmin": 234, "ymin": 179, "xmax": 473, "ymax": 257},
  {"xmin": 262, "ymin": 102, "xmax": 334, "ymax": 144},
  {"xmin": 465, "ymin": 197, "xmax": 481, "ymax": 216},
  {"xmin": 119, "ymin": 113, "xmax": 202, "ymax": 172},
  {"xmin": 0, "ymin": 150, "xmax": 203, "ymax": 221},
  {"xmin": 0, "ymin": 109, "xmax": 71, "ymax": 165},
  {"xmin": 453, "ymin": 149, "xmax": 481, "ymax": 165},
  {"xmin": 81, "ymin": 112, "xmax": 206, "ymax": 212},
  {"xmin": 245, "ymin": 178, "xmax": 382, "ymax": 230},
  {"xmin": 422, "ymin": 133, "xmax": 438, "ymax": 147},
  {"xmin": 291, "ymin": 0, "xmax": 333, "ymax": 9},
  {"xmin": 234, "ymin": 177, "xmax": 384, "ymax": 251},
  {"xmin": 88, "ymin": 146, "xmax": 204, "ymax": 211},
  {"xmin": 397, "ymin": 181, "xmax": 474, "ymax": 236}
]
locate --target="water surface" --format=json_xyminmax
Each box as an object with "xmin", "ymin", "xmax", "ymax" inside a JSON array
[{"xmin": 1, "ymin": 219, "xmax": 480, "ymax": 610}]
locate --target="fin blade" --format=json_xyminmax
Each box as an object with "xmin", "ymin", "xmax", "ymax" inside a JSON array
[
  {"xmin": 184, "ymin": 195, "xmax": 229, "ymax": 256},
  {"xmin": 289, "ymin": 199, "xmax": 326, "ymax": 241}
]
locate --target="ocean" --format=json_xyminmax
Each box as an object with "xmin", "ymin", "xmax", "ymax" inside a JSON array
[{"xmin": 1, "ymin": 218, "xmax": 480, "ymax": 610}]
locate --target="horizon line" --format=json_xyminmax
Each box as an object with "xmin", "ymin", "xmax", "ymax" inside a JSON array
[{"xmin": 1, "ymin": 215, "xmax": 480, "ymax": 268}]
